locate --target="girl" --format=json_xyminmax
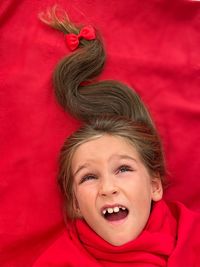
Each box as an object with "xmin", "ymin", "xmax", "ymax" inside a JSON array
[{"xmin": 34, "ymin": 8, "xmax": 200, "ymax": 267}]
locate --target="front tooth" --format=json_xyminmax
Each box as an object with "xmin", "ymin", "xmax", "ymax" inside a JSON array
[
  {"xmin": 113, "ymin": 207, "xmax": 119, "ymax": 213},
  {"xmin": 107, "ymin": 208, "xmax": 114, "ymax": 213},
  {"xmin": 102, "ymin": 209, "xmax": 106, "ymax": 215}
]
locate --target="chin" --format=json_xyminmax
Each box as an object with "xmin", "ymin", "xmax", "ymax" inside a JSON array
[{"xmin": 106, "ymin": 234, "xmax": 137, "ymax": 246}]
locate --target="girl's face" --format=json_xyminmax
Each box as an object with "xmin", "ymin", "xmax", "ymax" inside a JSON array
[{"xmin": 72, "ymin": 134, "xmax": 163, "ymax": 246}]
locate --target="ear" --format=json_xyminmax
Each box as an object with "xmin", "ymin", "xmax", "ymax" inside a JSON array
[
  {"xmin": 74, "ymin": 207, "xmax": 82, "ymax": 218},
  {"xmin": 151, "ymin": 176, "xmax": 163, "ymax": 202},
  {"xmin": 72, "ymin": 192, "xmax": 83, "ymax": 218}
]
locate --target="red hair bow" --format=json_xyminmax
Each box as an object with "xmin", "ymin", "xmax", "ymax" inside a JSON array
[{"xmin": 65, "ymin": 25, "xmax": 96, "ymax": 51}]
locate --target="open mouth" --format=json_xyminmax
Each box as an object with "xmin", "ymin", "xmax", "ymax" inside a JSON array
[{"xmin": 101, "ymin": 205, "xmax": 129, "ymax": 222}]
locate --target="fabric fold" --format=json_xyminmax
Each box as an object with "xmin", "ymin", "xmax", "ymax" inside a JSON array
[{"xmin": 33, "ymin": 199, "xmax": 200, "ymax": 267}]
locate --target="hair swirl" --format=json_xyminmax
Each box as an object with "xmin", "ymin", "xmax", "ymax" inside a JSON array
[{"xmin": 40, "ymin": 7, "xmax": 155, "ymax": 129}]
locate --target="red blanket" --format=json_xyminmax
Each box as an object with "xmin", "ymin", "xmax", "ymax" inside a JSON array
[
  {"xmin": 33, "ymin": 200, "xmax": 200, "ymax": 267},
  {"xmin": 1, "ymin": 1, "xmax": 200, "ymax": 266}
]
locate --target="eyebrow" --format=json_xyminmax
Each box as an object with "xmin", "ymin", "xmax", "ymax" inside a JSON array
[
  {"xmin": 115, "ymin": 155, "xmax": 137, "ymax": 162},
  {"xmin": 73, "ymin": 155, "xmax": 137, "ymax": 177},
  {"xmin": 73, "ymin": 163, "xmax": 90, "ymax": 177}
]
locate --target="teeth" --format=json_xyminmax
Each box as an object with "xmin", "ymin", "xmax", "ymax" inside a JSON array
[
  {"xmin": 113, "ymin": 207, "xmax": 120, "ymax": 212},
  {"xmin": 102, "ymin": 205, "xmax": 126, "ymax": 215},
  {"xmin": 107, "ymin": 208, "xmax": 113, "ymax": 214}
]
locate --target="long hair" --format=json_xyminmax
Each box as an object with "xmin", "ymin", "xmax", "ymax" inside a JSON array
[{"xmin": 40, "ymin": 7, "xmax": 166, "ymax": 219}]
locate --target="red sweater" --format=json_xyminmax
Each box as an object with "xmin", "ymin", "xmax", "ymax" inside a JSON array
[{"xmin": 33, "ymin": 200, "xmax": 200, "ymax": 267}]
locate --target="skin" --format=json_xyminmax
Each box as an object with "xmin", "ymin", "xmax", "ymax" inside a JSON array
[{"xmin": 72, "ymin": 134, "xmax": 163, "ymax": 246}]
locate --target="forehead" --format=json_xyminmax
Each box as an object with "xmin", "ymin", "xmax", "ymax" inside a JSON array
[{"xmin": 72, "ymin": 134, "xmax": 139, "ymax": 165}]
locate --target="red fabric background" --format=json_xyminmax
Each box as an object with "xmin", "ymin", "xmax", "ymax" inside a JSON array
[{"xmin": 1, "ymin": 1, "xmax": 200, "ymax": 266}]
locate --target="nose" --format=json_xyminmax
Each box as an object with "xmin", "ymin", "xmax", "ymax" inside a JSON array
[{"xmin": 99, "ymin": 177, "xmax": 119, "ymax": 197}]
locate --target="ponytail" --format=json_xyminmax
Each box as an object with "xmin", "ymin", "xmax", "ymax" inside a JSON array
[{"xmin": 40, "ymin": 7, "xmax": 155, "ymax": 130}]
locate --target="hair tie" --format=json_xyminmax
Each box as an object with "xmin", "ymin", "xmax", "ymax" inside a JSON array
[{"xmin": 65, "ymin": 25, "xmax": 96, "ymax": 51}]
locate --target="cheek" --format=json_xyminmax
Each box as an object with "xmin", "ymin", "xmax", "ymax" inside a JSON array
[
  {"xmin": 75, "ymin": 186, "xmax": 97, "ymax": 211},
  {"xmin": 123, "ymin": 177, "xmax": 153, "ymax": 207},
  {"xmin": 123, "ymin": 174, "xmax": 152, "ymax": 194}
]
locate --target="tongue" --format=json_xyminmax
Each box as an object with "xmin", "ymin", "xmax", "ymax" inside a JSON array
[{"xmin": 105, "ymin": 210, "xmax": 128, "ymax": 221}]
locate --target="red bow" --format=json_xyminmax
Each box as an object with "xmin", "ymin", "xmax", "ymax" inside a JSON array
[{"xmin": 65, "ymin": 25, "xmax": 96, "ymax": 51}]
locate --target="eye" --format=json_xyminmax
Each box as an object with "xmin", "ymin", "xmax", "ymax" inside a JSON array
[
  {"xmin": 118, "ymin": 165, "xmax": 133, "ymax": 174},
  {"xmin": 79, "ymin": 174, "xmax": 97, "ymax": 184}
]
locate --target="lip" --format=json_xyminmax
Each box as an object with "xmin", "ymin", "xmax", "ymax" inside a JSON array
[{"xmin": 107, "ymin": 216, "xmax": 128, "ymax": 226}]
